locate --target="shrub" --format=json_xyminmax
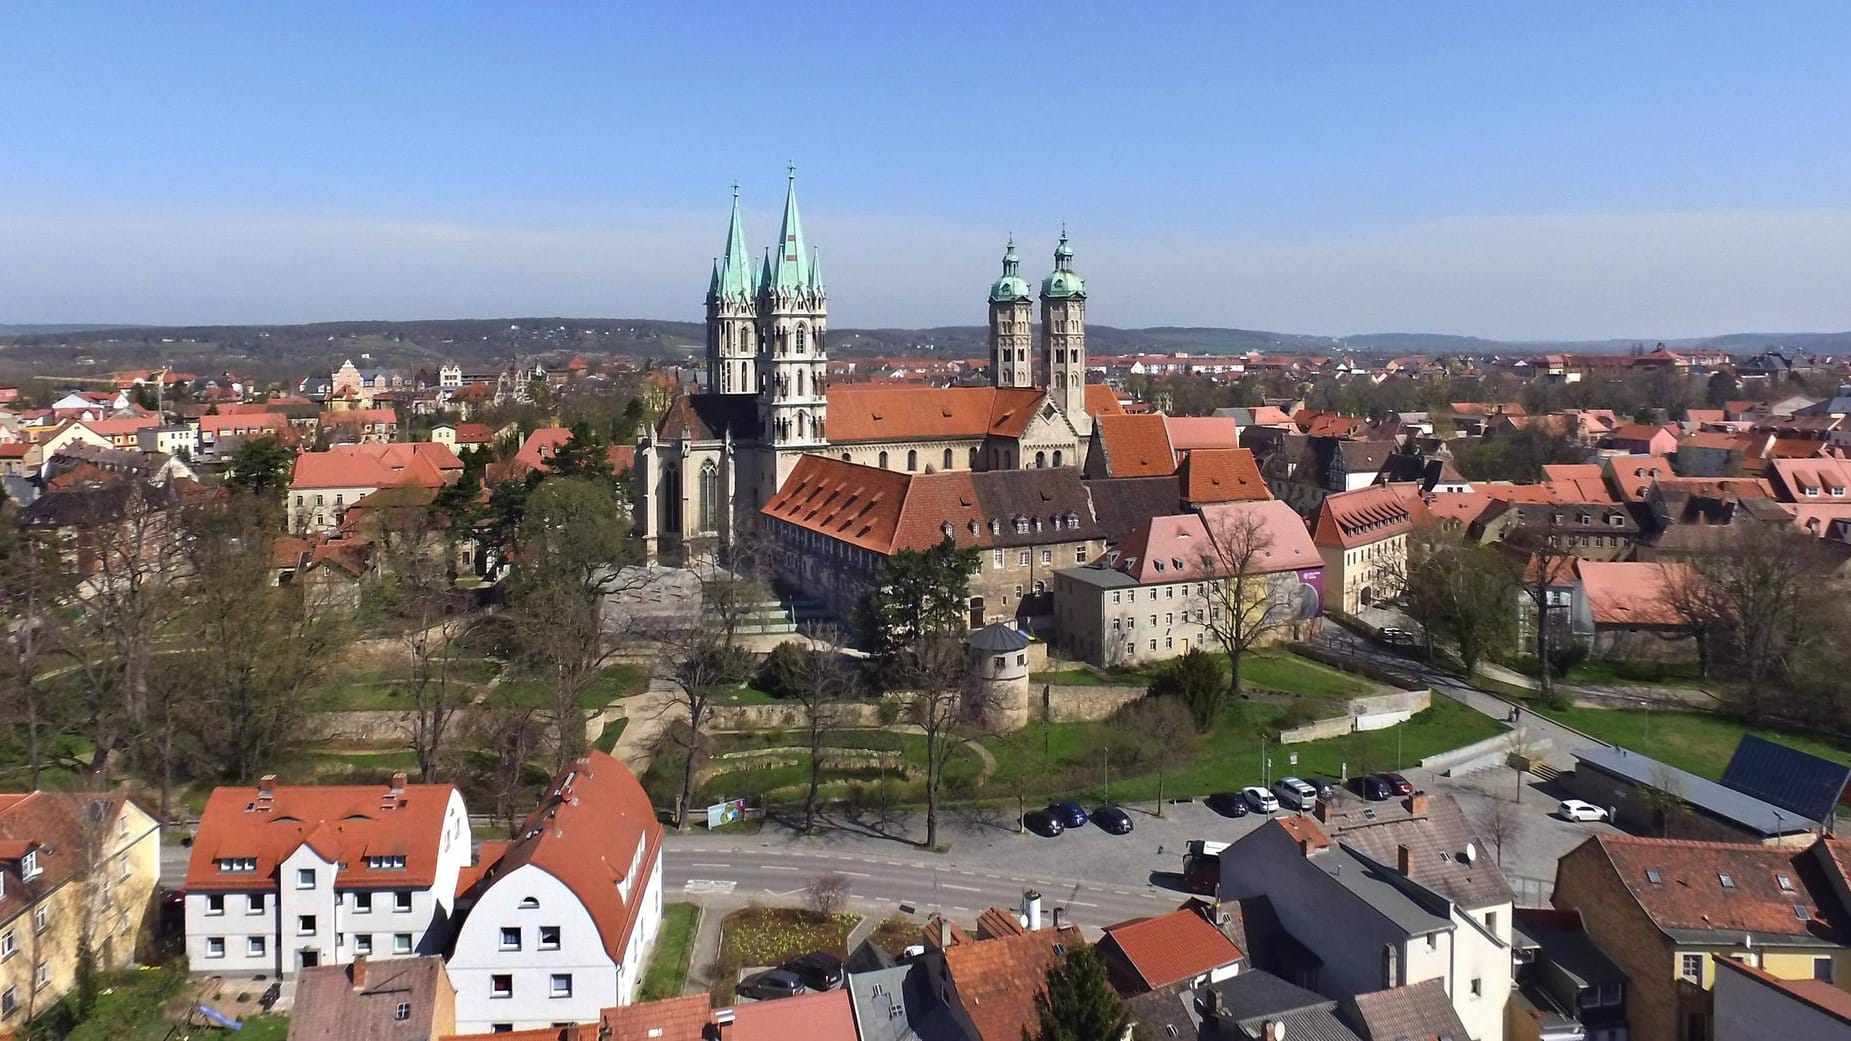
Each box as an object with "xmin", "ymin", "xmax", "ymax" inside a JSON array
[
  {"xmin": 753, "ymin": 641, "xmax": 809, "ymax": 699},
  {"xmin": 1548, "ymin": 639, "xmax": 1589, "ymax": 679}
]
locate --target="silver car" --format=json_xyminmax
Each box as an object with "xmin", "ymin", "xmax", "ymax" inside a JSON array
[
  {"xmin": 1273, "ymin": 776, "xmax": 1318, "ymax": 811},
  {"xmin": 1242, "ymin": 785, "xmax": 1279, "ymax": 813}
]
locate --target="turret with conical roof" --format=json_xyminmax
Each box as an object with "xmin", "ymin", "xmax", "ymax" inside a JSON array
[
  {"xmin": 755, "ymin": 167, "xmax": 828, "ymax": 498},
  {"xmin": 989, "ymin": 237, "xmax": 1034, "ymax": 388},
  {"xmin": 1039, "ymin": 228, "xmax": 1089, "ymax": 424},
  {"xmin": 705, "ymin": 185, "xmax": 760, "ymax": 394}
]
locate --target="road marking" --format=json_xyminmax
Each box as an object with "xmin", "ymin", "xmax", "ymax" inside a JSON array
[
  {"xmin": 942, "ymin": 884, "xmax": 981, "ymax": 893},
  {"xmin": 836, "ymin": 871, "xmax": 872, "ymax": 878},
  {"xmin": 690, "ymin": 863, "xmax": 732, "ymax": 869},
  {"xmin": 761, "ymin": 865, "xmax": 799, "ymax": 873},
  {"xmin": 1070, "ymin": 900, "xmax": 1099, "ymax": 908},
  {"xmin": 684, "ymin": 880, "xmax": 737, "ymax": 894}
]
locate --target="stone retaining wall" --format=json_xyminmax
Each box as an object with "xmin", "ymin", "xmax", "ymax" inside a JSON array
[{"xmin": 1277, "ymin": 688, "xmax": 1433, "ymax": 745}]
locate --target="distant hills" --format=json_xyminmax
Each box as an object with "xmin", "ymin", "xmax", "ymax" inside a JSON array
[{"xmin": 2, "ymin": 318, "xmax": 1848, "ymax": 373}]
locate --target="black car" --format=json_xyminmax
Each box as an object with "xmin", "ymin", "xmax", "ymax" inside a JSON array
[
  {"xmin": 1353, "ymin": 774, "xmax": 1393, "ymax": 801},
  {"xmin": 1048, "ymin": 802, "xmax": 1090, "ymax": 828},
  {"xmin": 1303, "ymin": 776, "xmax": 1340, "ymax": 801},
  {"xmin": 737, "ymin": 969, "xmax": 806, "ymax": 1001},
  {"xmin": 782, "ymin": 951, "xmax": 844, "ymax": 991},
  {"xmin": 1205, "ymin": 792, "xmax": 1251, "ymax": 817},
  {"xmin": 1381, "ymin": 772, "xmax": 1415, "ymax": 796},
  {"xmin": 1092, "ymin": 805, "xmax": 1134, "ymax": 835},
  {"xmin": 1023, "ymin": 808, "xmax": 1065, "ymax": 837}
]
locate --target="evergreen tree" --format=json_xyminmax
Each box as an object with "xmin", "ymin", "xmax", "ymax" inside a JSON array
[
  {"xmin": 1029, "ymin": 945, "xmax": 1128, "ymax": 1041},
  {"xmin": 548, "ymin": 420, "xmax": 616, "ymax": 485},
  {"xmin": 858, "ymin": 535, "xmax": 980, "ymax": 659},
  {"xmin": 225, "ymin": 434, "xmax": 296, "ymax": 499}
]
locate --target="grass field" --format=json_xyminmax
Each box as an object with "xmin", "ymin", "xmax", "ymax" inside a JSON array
[
  {"xmin": 1529, "ymin": 703, "xmax": 1851, "ymax": 779},
  {"xmin": 497, "ymin": 663, "xmax": 650, "ymax": 709},
  {"xmin": 1032, "ymin": 649, "xmax": 1372, "ymax": 700},
  {"xmin": 639, "ymin": 903, "xmax": 701, "ymax": 1001}
]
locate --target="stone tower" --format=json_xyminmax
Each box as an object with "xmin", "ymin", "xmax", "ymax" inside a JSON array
[
  {"xmin": 988, "ymin": 237, "xmax": 1034, "ymax": 389},
  {"xmin": 966, "ymin": 623, "xmax": 1032, "ymax": 732},
  {"xmin": 705, "ymin": 185, "xmax": 758, "ymax": 395},
  {"xmin": 756, "ymin": 167, "xmax": 828, "ymax": 499},
  {"xmin": 1039, "ymin": 229, "xmax": 1088, "ymax": 426}
]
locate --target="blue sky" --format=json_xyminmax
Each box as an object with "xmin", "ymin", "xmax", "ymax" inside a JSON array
[{"xmin": 5, "ymin": 3, "xmax": 1850, "ymax": 338}]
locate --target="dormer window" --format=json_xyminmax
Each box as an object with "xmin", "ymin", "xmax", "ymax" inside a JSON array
[
  {"xmin": 1806, "ymin": 485, "xmax": 1820, "ymax": 497},
  {"xmin": 990, "ymin": 519, "xmax": 1001, "ymax": 535},
  {"xmin": 941, "ymin": 522, "xmax": 954, "ymax": 538},
  {"xmin": 217, "ymin": 857, "xmax": 258, "ymax": 873},
  {"xmin": 1014, "ymin": 518, "xmax": 1029, "ymax": 534},
  {"xmin": 19, "ymin": 852, "xmax": 38, "ymax": 880},
  {"xmin": 1834, "ymin": 486, "xmax": 1846, "ymax": 497}
]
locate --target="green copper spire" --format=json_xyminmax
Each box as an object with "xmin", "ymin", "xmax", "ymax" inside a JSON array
[
  {"xmin": 1041, "ymin": 227, "xmax": 1086, "ymax": 299},
  {"xmin": 759, "ymin": 247, "xmax": 773, "ymax": 293},
  {"xmin": 990, "ymin": 234, "xmax": 1030, "ymax": 303},
  {"xmin": 769, "ymin": 163, "xmax": 814, "ymax": 294},
  {"xmin": 809, "ymin": 246, "xmax": 825, "ymax": 293},
  {"xmin": 713, "ymin": 183, "xmax": 754, "ymax": 302},
  {"xmin": 708, "ymin": 258, "xmax": 721, "ymax": 298}
]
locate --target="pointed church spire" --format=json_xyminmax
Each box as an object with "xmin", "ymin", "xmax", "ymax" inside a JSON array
[
  {"xmin": 759, "ymin": 246, "xmax": 773, "ymax": 294},
  {"xmin": 715, "ymin": 183, "xmax": 754, "ymax": 301},
  {"xmin": 809, "ymin": 246, "xmax": 825, "ymax": 293},
  {"xmin": 770, "ymin": 163, "xmax": 813, "ymax": 292},
  {"xmin": 708, "ymin": 258, "xmax": 721, "ymax": 299}
]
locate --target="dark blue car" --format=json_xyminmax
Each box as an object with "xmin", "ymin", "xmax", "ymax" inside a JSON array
[{"xmin": 1047, "ymin": 802, "xmax": 1089, "ymax": 828}]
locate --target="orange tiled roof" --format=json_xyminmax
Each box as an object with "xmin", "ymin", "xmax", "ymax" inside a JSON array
[
  {"xmin": 942, "ymin": 928, "xmax": 1081, "ymax": 1041},
  {"xmin": 1093, "ymin": 414, "xmax": 1176, "ymax": 477},
  {"xmin": 1179, "ymin": 448, "xmax": 1270, "ymax": 504},
  {"xmin": 199, "ymin": 412, "xmax": 289, "ymax": 435},
  {"xmin": 1575, "ymin": 561, "xmax": 1693, "ymax": 627},
  {"xmin": 290, "ymin": 443, "xmax": 462, "ymax": 490},
  {"xmin": 320, "ymin": 408, "xmax": 397, "ymax": 427},
  {"xmin": 1101, "ymin": 906, "xmax": 1243, "ymax": 990},
  {"xmin": 1585, "ymin": 834, "xmax": 1850, "ymax": 939},
  {"xmin": 1312, "ymin": 484, "xmax": 1426, "ymax": 549},
  {"xmin": 185, "ymin": 779, "xmax": 457, "ymax": 891}
]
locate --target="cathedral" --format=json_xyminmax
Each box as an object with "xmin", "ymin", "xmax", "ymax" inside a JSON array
[{"xmin": 635, "ymin": 172, "xmax": 1123, "ymax": 561}]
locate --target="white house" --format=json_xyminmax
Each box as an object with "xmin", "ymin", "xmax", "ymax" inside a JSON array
[
  {"xmin": 183, "ymin": 773, "xmax": 471, "ymax": 979},
  {"xmin": 1219, "ymin": 796, "xmax": 1515, "ymax": 1041},
  {"xmin": 448, "ymin": 750, "xmax": 664, "ymax": 1034}
]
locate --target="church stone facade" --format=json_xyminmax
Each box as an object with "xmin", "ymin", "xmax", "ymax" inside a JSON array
[{"xmin": 636, "ymin": 174, "xmax": 1118, "ymax": 562}]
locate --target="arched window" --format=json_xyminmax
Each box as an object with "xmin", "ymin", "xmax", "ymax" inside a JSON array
[
  {"xmin": 796, "ymin": 369, "xmax": 805, "ymax": 396},
  {"xmin": 1034, "ymin": 451, "xmax": 1046, "ymax": 468},
  {"xmin": 796, "ymin": 326, "xmax": 807, "ymax": 355},
  {"xmin": 969, "ymin": 447, "xmax": 979, "ymax": 469},
  {"xmin": 659, "ymin": 464, "xmax": 682, "ymax": 535},
  {"xmin": 943, "ymin": 448, "xmax": 954, "ymax": 471},
  {"xmin": 878, "ymin": 451, "xmax": 889, "ymax": 469},
  {"xmin": 698, "ymin": 462, "xmax": 719, "ymax": 532},
  {"xmin": 841, "ymin": 453, "xmax": 852, "ymax": 462},
  {"xmin": 906, "ymin": 450, "xmax": 918, "ymax": 472},
  {"xmin": 1052, "ymin": 449, "xmax": 1063, "ymax": 468}
]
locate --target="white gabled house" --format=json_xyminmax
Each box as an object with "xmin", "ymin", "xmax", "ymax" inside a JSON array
[
  {"xmin": 448, "ymin": 750, "xmax": 664, "ymax": 1034},
  {"xmin": 183, "ymin": 773, "xmax": 471, "ymax": 978}
]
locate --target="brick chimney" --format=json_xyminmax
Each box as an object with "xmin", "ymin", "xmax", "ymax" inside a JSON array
[
  {"xmin": 1313, "ymin": 799, "xmax": 1331, "ymax": 823},
  {"xmin": 1396, "ymin": 843, "xmax": 1413, "ymax": 876},
  {"xmin": 1404, "ymin": 791, "xmax": 1429, "ymax": 816},
  {"xmin": 350, "ymin": 956, "xmax": 367, "ymax": 990},
  {"xmin": 257, "ymin": 774, "xmax": 276, "ymax": 799},
  {"xmin": 389, "ymin": 771, "xmax": 408, "ymax": 793}
]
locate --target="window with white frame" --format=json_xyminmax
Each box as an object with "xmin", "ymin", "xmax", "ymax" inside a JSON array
[
  {"xmin": 394, "ymin": 933, "xmax": 412, "ymax": 954},
  {"xmin": 1, "ymin": 930, "xmax": 14, "ymax": 960},
  {"xmin": 490, "ymin": 974, "xmax": 513, "ymax": 999},
  {"xmin": 32, "ymin": 907, "xmax": 47, "ymax": 934},
  {"xmin": 1, "ymin": 985, "xmax": 15, "ymax": 1019},
  {"xmin": 206, "ymin": 937, "xmax": 226, "ymax": 959},
  {"xmin": 540, "ymin": 925, "xmax": 561, "ymax": 950},
  {"xmin": 32, "ymin": 962, "xmax": 47, "ymax": 990},
  {"xmin": 355, "ymin": 934, "xmax": 373, "ymax": 956},
  {"xmin": 500, "ymin": 927, "xmax": 521, "ymax": 951},
  {"xmin": 298, "ymin": 915, "xmax": 316, "ymax": 935},
  {"xmin": 247, "ymin": 893, "xmax": 264, "ymax": 914},
  {"xmin": 394, "ymin": 891, "xmax": 412, "ymax": 913},
  {"xmin": 296, "ymin": 868, "xmax": 315, "ymax": 889},
  {"xmin": 550, "ymin": 974, "xmax": 573, "ymax": 998},
  {"xmin": 206, "ymin": 894, "xmax": 225, "ymax": 916},
  {"xmin": 354, "ymin": 891, "xmax": 372, "ymax": 913},
  {"xmin": 247, "ymin": 936, "xmax": 266, "ymax": 958},
  {"xmin": 395, "ymin": 1002, "xmax": 411, "ymax": 1022}
]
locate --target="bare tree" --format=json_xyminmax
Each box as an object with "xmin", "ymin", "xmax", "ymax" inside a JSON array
[
  {"xmin": 1507, "ymin": 514, "xmax": 1575, "ymax": 705},
  {"xmin": 400, "ymin": 611, "xmax": 476, "ymax": 783},
  {"xmin": 1641, "ymin": 761, "xmax": 1687, "ymax": 837},
  {"xmin": 1198, "ymin": 505, "xmax": 1299, "ymax": 698},
  {"xmin": 1479, "ymin": 790, "xmax": 1525, "ymax": 869},
  {"xmin": 1116, "ymin": 697, "xmax": 1193, "ymax": 816},
  {"xmin": 807, "ymin": 871, "xmax": 851, "ymax": 917},
  {"xmin": 653, "ymin": 567, "xmax": 757, "ymax": 830},
  {"xmin": 470, "ymin": 702, "xmax": 547, "ymax": 835},
  {"xmin": 0, "ymin": 521, "xmax": 69, "ymax": 790},
  {"xmin": 784, "ymin": 628, "xmax": 855, "ymax": 834},
  {"xmin": 907, "ymin": 634, "xmax": 986, "ymax": 851}
]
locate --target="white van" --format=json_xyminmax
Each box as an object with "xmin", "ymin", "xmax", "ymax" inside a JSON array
[{"xmin": 1273, "ymin": 776, "xmax": 1318, "ymax": 812}]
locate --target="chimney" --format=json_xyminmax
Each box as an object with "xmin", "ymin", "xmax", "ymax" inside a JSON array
[
  {"xmin": 258, "ymin": 774, "xmax": 277, "ymax": 800},
  {"xmin": 350, "ymin": 956, "xmax": 367, "ymax": 990},
  {"xmin": 389, "ymin": 771, "xmax": 408, "ymax": 793},
  {"xmin": 1397, "ymin": 843, "xmax": 1414, "ymax": 876},
  {"xmin": 1053, "ymin": 906, "xmax": 1064, "ymax": 931},
  {"xmin": 1404, "ymin": 791, "xmax": 1429, "ymax": 816},
  {"xmin": 1023, "ymin": 889, "xmax": 1043, "ymax": 931},
  {"xmin": 1313, "ymin": 799, "xmax": 1331, "ymax": 823},
  {"xmin": 1298, "ymin": 838, "xmax": 1314, "ymax": 858}
]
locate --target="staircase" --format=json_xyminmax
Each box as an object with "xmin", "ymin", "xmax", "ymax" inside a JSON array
[{"xmin": 708, "ymin": 595, "xmax": 835, "ymax": 635}]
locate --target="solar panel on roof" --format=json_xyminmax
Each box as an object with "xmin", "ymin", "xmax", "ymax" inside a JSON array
[{"xmin": 1720, "ymin": 734, "xmax": 1851, "ymax": 824}]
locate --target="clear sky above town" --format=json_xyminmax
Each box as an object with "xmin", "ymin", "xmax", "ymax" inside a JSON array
[{"xmin": 5, "ymin": 3, "xmax": 1850, "ymax": 339}]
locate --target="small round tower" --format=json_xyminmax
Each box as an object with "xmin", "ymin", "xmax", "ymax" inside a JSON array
[{"xmin": 967, "ymin": 623, "xmax": 1032, "ymax": 732}]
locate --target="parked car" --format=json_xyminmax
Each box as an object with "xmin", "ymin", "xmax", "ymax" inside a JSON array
[
  {"xmin": 1092, "ymin": 806, "xmax": 1134, "ymax": 835},
  {"xmin": 1557, "ymin": 799, "xmax": 1609, "ymax": 823},
  {"xmin": 782, "ymin": 951, "xmax": 844, "ymax": 991},
  {"xmin": 738, "ymin": 969, "xmax": 806, "ymax": 1001},
  {"xmin": 1205, "ymin": 792, "xmax": 1251, "ymax": 817},
  {"xmin": 1242, "ymin": 786, "xmax": 1279, "ymax": 813},
  {"xmin": 1048, "ymin": 802, "xmax": 1090, "ymax": 828},
  {"xmin": 1352, "ymin": 774, "xmax": 1393, "ymax": 801},
  {"xmin": 1273, "ymin": 776, "xmax": 1318, "ymax": 811},
  {"xmin": 1380, "ymin": 772, "xmax": 1415, "ymax": 796},
  {"xmin": 1023, "ymin": 808, "xmax": 1065, "ymax": 837},
  {"xmin": 1303, "ymin": 775, "xmax": 1340, "ymax": 801}
]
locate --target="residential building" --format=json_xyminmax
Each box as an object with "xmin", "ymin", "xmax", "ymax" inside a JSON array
[
  {"xmin": 1218, "ymin": 803, "xmax": 1513, "ymax": 1041},
  {"xmin": 939, "ymin": 926, "xmax": 1081, "ymax": 1041},
  {"xmin": 847, "ymin": 957, "xmax": 979, "ymax": 1041},
  {"xmin": 287, "ymin": 443, "xmax": 462, "ymax": 534},
  {"xmin": 197, "ymin": 412, "xmax": 291, "ymax": 459},
  {"xmin": 1099, "ymin": 902, "xmax": 1244, "ymax": 993},
  {"xmin": 1767, "ymin": 456, "xmax": 1851, "ymax": 503},
  {"xmin": 0, "ymin": 792, "xmax": 162, "ymax": 1033},
  {"xmin": 1123, "ymin": 970, "xmax": 1362, "ymax": 1041},
  {"xmin": 1712, "ymin": 957, "xmax": 1851, "ymax": 1041},
  {"xmin": 321, "ymin": 408, "xmax": 400, "ymax": 445},
  {"xmin": 184, "ymin": 773, "xmax": 472, "ymax": 979},
  {"xmin": 448, "ymin": 750, "xmax": 663, "ymax": 1032},
  {"xmin": 1551, "ymin": 834, "xmax": 1851, "ymax": 1041},
  {"xmin": 1509, "ymin": 908, "xmax": 1630, "ymax": 1041},
  {"xmin": 136, "ymin": 424, "xmax": 200, "ymax": 458},
  {"xmin": 1564, "ymin": 560, "xmax": 1701, "ymax": 661},
  {"xmin": 1604, "ymin": 423, "xmax": 1682, "ymax": 456},
  {"xmin": 1311, "ymin": 483, "xmax": 1426, "ymax": 614},
  {"xmin": 461, "ymin": 989, "xmax": 860, "ymax": 1041},
  {"xmin": 1052, "ymin": 499, "xmax": 1322, "ymax": 667},
  {"xmin": 287, "ymin": 956, "xmax": 456, "ymax": 1041},
  {"xmin": 1340, "ymin": 978, "xmax": 1474, "ymax": 1041}
]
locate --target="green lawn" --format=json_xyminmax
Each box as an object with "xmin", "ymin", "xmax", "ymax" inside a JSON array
[
  {"xmin": 497, "ymin": 663, "xmax": 650, "ymax": 709},
  {"xmin": 1528, "ymin": 703, "xmax": 1851, "ymax": 780},
  {"xmin": 1506, "ymin": 655, "xmax": 1711, "ymax": 688},
  {"xmin": 593, "ymin": 716, "xmax": 630, "ymax": 754},
  {"xmin": 639, "ymin": 903, "xmax": 701, "ymax": 1001},
  {"xmin": 1034, "ymin": 650, "xmax": 1371, "ymax": 700}
]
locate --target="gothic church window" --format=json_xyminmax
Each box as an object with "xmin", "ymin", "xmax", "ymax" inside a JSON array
[
  {"xmin": 1053, "ymin": 450, "xmax": 1063, "ymax": 467},
  {"xmin": 698, "ymin": 462, "xmax": 719, "ymax": 532},
  {"xmin": 796, "ymin": 326, "xmax": 807, "ymax": 354}
]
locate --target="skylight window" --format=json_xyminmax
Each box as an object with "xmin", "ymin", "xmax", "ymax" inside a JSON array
[
  {"xmin": 1795, "ymin": 904, "xmax": 1810, "ymax": 920},
  {"xmin": 1719, "ymin": 873, "xmax": 1736, "ymax": 889},
  {"xmin": 1645, "ymin": 869, "xmax": 1663, "ymax": 885},
  {"xmin": 1778, "ymin": 875, "xmax": 1795, "ymax": 892}
]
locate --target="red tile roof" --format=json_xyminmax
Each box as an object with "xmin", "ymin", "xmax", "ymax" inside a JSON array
[
  {"xmin": 185, "ymin": 779, "xmax": 458, "ymax": 891},
  {"xmin": 1583, "ymin": 834, "xmax": 1848, "ymax": 940},
  {"xmin": 321, "ymin": 408, "xmax": 398, "ymax": 427},
  {"xmin": 730, "ymin": 989, "xmax": 858, "ymax": 1041},
  {"xmin": 466, "ymin": 750, "xmax": 662, "ymax": 963},
  {"xmin": 200, "ymin": 412, "xmax": 290, "ymax": 435},
  {"xmin": 1164, "ymin": 416, "xmax": 1240, "ymax": 452},
  {"xmin": 1098, "ymin": 502, "xmax": 1318, "ymax": 585},
  {"xmin": 597, "ymin": 994, "xmax": 713, "ymax": 1041},
  {"xmin": 1576, "ymin": 561, "xmax": 1693, "ymax": 627},
  {"xmin": 1093, "ymin": 414, "xmax": 1176, "ymax": 477},
  {"xmin": 1770, "ymin": 456, "xmax": 1851, "ymax": 502},
  {"xmin": 0, "ymin": 791, "xmax": 139, "ymax": 925},
  {"xmin": 1312, "ymin": 484, "xmax": 1426, "ymax": 549},
  {"xmin": 1179, "ymin": 447, "xmax": 1270, "ymax": 504},
  {"xmin": 942, "ymin": 927, "xmax": 1080, "ymax": 1041},
  {"xmin": 1101, "ymin": 905, "xmax": 1243, "ymax": 989},
  {"xmin": 291, "ymin": 443, "xmax": 462, "ymax": 490}
]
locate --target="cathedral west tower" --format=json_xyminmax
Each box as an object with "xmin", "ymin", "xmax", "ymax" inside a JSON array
[
  {"xmin": 755, "ymin": 167, "xmax": 828, "ymax": 499},
  {"xmin": 1039, "ymin": 229, "xmax": 1088, "ymax": 426},
  {"xmin": 705, "ymin": 185, "xmax": 758, "ymax": 395},
  {"xmin": 988, "ymin": 237, "xmax": 1034, "ymax": 388}
]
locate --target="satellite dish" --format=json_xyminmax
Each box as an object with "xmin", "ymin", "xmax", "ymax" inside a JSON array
[{"xmin": 1462, "ymin": 842, "xmax": 1477, "ymax": 864}]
